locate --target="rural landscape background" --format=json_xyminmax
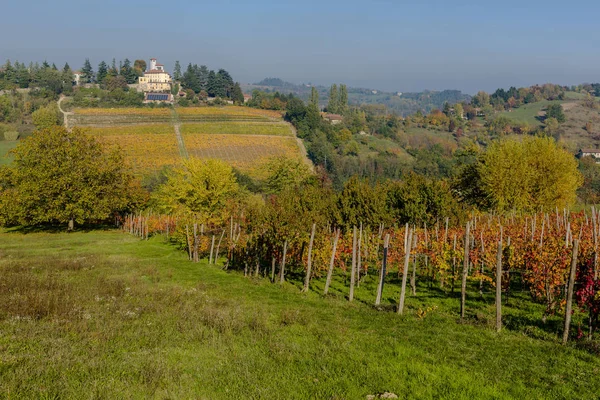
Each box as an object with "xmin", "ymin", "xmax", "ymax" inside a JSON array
[{"xmin": 1, "ymin": 0, "xmax": 600, "ymax": 399}]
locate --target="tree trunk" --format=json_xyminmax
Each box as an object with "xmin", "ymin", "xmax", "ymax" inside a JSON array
[
  {"xmin": 68, "ymin": 218, "xmax": 74, "ymax": 232},
  {"xmin": 324, "ymin": 228, "xmax": 340, "ymax": 295},
  {"xmin": 563, "ymin": 239, "xmax": 579, "ymax": 344},
  {"xmin": 302, "ymin": 223, "xmax": 317, "ymax": 293},
  {"xmin": 398, "ymin": 229, "xmax": 413, "ymax": 315},
  {"xmin": 461, "ymin": 222, "xmax": 470, "ymax": 320}
]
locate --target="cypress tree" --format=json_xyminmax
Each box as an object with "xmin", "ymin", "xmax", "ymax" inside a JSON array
[{"xmin": 328, "ymin": 84, "xmax": 339, "ymax": 114}]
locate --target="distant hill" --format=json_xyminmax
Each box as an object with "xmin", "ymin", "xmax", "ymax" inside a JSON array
[{"xmin": 243, "ymin": 78, "xmax": 470, "ymax": 116}]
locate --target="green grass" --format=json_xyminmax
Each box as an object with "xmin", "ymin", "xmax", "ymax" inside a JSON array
[
  {"xmin": 500, "ymin": 100, "xmax": 566, "ymax": 126},
  {"xmin": 0, "ymin": 140, "xmax": 18, "ymax": 165},
  {"xmin": 1, "ymin": 230, "xmax": 599, "ymax": 399}
]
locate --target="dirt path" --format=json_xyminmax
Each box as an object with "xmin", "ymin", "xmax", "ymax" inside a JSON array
[
  {"xmin": 57, "ymin": 96, "xmax": 73, "ymax": 129},
  {"xmin": 286, "ymin": 122, "xmax": 314, "ymax": 171},
  {"xmin": 170, "ymin": 108, "xmax": 189, "ymax": 159}
]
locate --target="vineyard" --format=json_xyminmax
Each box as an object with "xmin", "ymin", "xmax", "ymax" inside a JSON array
[
  {"xmin": 123, "ymin": 209, "xmax": 600, "ymax": 343},
  {"xmin": 183, "ymin": 134, "xmax": 303, "ymax": 177},
  {"xmin": 67, "ymin": 105, "xmax": 308, "ymax": 177},
  {"xmin": 180, "ymin": 122, "xmax": 293, "ymax": 136},
  {"xmin": 69, "ymin": 108, "xmax": 173, "ymax": 126},
  {"xmin": 98, "ymin": 133, "xmax": 180, "ymax": 174},
  {"xmin": 84, "ymin": 124, "xmax": 174, "ymax": 136}
]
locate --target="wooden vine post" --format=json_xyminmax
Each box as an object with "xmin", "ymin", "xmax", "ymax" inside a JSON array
[
  {"xmin": 495, "ymin": 240, "xmax": 503, "ymax": 332},
  {"xmin": 375, "ymin": 233, "xmax": 390, "ymax": 306},
  {"xmin": 563, "ymin": 239, "xmax": 579, "ymax": 345},
  {"xmin": 324, "ymin": 228, "xmax": 341, "ymax": 295},
  {"xmin": 349, "ymin": 226, "xmax": 358, "ymax": 301},
  {"xmin": 279, "ymin": 240, "xmax": 288, "ymax": 284},
  {"xmin": 398, "ymin": 228, "xmax": 414, "ymax": 315},
  {"xmin": 302, "ymin": 223, "xmax": 317, "ymax": 293},
  {"xmin": 461, "ymin": 221, "xmax": 470, "ymax": 320}
]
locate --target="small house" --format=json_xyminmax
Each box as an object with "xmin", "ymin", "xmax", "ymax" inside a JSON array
[
  {"xmin": 323, "ymin": 113, "xmax": 343, "ymax": 125},
  {"xmin": 578, "ymin": 148, "xmax": 600, "ymax": 160}
]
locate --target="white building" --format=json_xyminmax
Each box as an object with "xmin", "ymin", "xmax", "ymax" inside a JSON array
[{"xmin": 138, "ymin": 58, "xmax": 173, "ymax": 92}]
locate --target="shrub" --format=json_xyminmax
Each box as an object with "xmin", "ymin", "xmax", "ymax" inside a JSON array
[{"xmin": 3, "ymin": 131, "xmax": 19, "ymax": 141}]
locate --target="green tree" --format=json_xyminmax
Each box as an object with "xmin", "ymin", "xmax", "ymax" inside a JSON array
[
  {"xmin": 232, "ymin": 82, "xmax": 244, "ymax": 104},
  {"xmin": 81, "ymin": 58, "xmax": 94, "ymax": 83},
  {"xmin": 334, "ymin": 176, "xmax": 388, "ymax": 230},
  {"xmin": 310, "ymin": 87, "xmax": 319, "ymax": 109},
  {"xmin": 173, "ymin": 60, "xmax": 182, "ymax": 81},
  {"xmin": 546, "ymin": 103, "xmax": 566, "ymax": 123},
  {"xmin": 339, "ymin": 84, "xmax": 349, "ymax": 114},
  {"xmin": 97, "ymin": 61, "xmax": 108, "ymax": 83},
  {"xmin": 32, "ymin": 103, "xmax": 61, "ymax": 130},
  {"xmin": 0, "ymin": 127, "xmax": 141, "ymax": 229},
  {"xmin": 263, "ymin": 156, "xmax": 313, "ymax": 194},
  {"xmin": 133, "ymin": 59, "xmax": 147, "ymax": 76},
  {"xmin": 152, "ymin": 158, "xmax": 239, "ymax": 224},
  {"xmin": 328, "ymin": 84, "xmax": 339, "ymax": 113},
  {"xmin": 120, "ymin": 58, "xmax": 137, "ymax": 84}
]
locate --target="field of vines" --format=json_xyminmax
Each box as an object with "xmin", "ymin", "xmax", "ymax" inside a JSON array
[
  {"xmin": 69, "ymin": 108, "xmax": 173, "ymax": 126},
  {"xmin": 98, "ymin": 134, "xmax": 180, "ymax": 174},
  {"xmin": 180, "ymin": 122, "xmax": 292, "ymax": 136},
  {"xmin": 176, "ymin": 106, "xmax": 282, "ymax": 119},
  {"xmin": 123, "ymin": 210, "xmax": 600, "ymax": 343},
  {"xmin": 183, "ymin": 134, "xmax": 303, "ymax": 177},
  {"xmin": 84, "ymin": 124, "xmax": 174, "ymax": 136}
]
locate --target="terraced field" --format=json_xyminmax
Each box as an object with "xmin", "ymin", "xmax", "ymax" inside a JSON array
[{"xmin": 66, "ymin": 106, "xmax": 308, "ymax": 177}]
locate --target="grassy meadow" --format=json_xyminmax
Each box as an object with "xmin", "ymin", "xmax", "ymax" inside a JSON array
[{"xmin": 1, "ymin": 229, "xmax": 599, "ymax": 399}]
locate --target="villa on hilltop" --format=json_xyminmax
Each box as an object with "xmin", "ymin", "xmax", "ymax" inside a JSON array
[{"xmin": 138, "ymin": 58, "xmax": 172, "ymax": 92}]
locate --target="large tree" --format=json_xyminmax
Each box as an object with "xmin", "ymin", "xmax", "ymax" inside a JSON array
[
  {"xmin": 81, "ymin": 58, "xmax": 94, "ymax": 83},
  {"xmin": 0, "ymin": 127, "xmax": 142, "ymax": 229},
  {"xmin": 152, "ymin": 158, "xmax": 239, "ymax": 224},
  {"xmin": 97, "ymin": 61, "xmax": 108, "ymax": 83},
  {"xmin": 477, "ymin": 136, "xmax": 582, "ymax": 212}
]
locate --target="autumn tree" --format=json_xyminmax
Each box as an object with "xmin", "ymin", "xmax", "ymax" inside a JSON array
[
  {"xmin": 0, "ymin": 127, "xmax": 141, "ymax": 230},
  {"xmin": 32, "ymin": 103, "xmax": 62, "ymax": 130},
  {"xmin": 478, "ymin": 136, "xmax": 582, "ymax": 212},
  {"xmin": 263, "ymin": 156, "xmax": 313, "ymax": 194},
  {"xmin": 152, "ymin": 158, "xmax": 239, "ymax": 225}
]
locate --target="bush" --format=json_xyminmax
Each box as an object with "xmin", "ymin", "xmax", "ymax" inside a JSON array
[{"xmin": 3, "ymin": 131, "xmax": 19, "ymax": 141}]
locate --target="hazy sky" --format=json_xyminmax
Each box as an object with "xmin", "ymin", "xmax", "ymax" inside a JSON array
[{"xmin": 1, "ymin": 0, "xmax": 598, "ymax": 94}]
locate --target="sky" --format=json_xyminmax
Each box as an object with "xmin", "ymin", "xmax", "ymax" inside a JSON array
[{"xmin": 1, "ymin": 0, "xmax": 598, "ymax": 94}]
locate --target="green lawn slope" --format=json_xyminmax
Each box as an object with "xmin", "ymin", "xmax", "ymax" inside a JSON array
[{"xmin": 0, "ymin": 230, "xmax": 598, "ymax": 399}]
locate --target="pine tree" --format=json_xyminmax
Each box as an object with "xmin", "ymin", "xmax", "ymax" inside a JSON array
[
  {"xmin": 108, "ymin": 59, "xmax": 118, "ymax": 77},
  {"xmin": 120, "ymin": 58, "xmax": 137, "ymax": 84},
  {"xmin": 207, "ymin": 70, "xmax": 217, "ymax": 97},
  {"xmin": 97, "ymin": 61, "xmax": 108, "ymax": 83},
  {"xmin": 328, "ymin": 84, "xmax": 339, "ymax": 114},
  {"xmin": 81, "ymin": 58, "xmax": 94, "ymax": 83},
  {"xmin": 174, "ymin": 61, "xmax": 182, "ymax": 81},
  {"xmin": 310, "ymin": 87, "xmax": 320, "ymax": 109}
]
